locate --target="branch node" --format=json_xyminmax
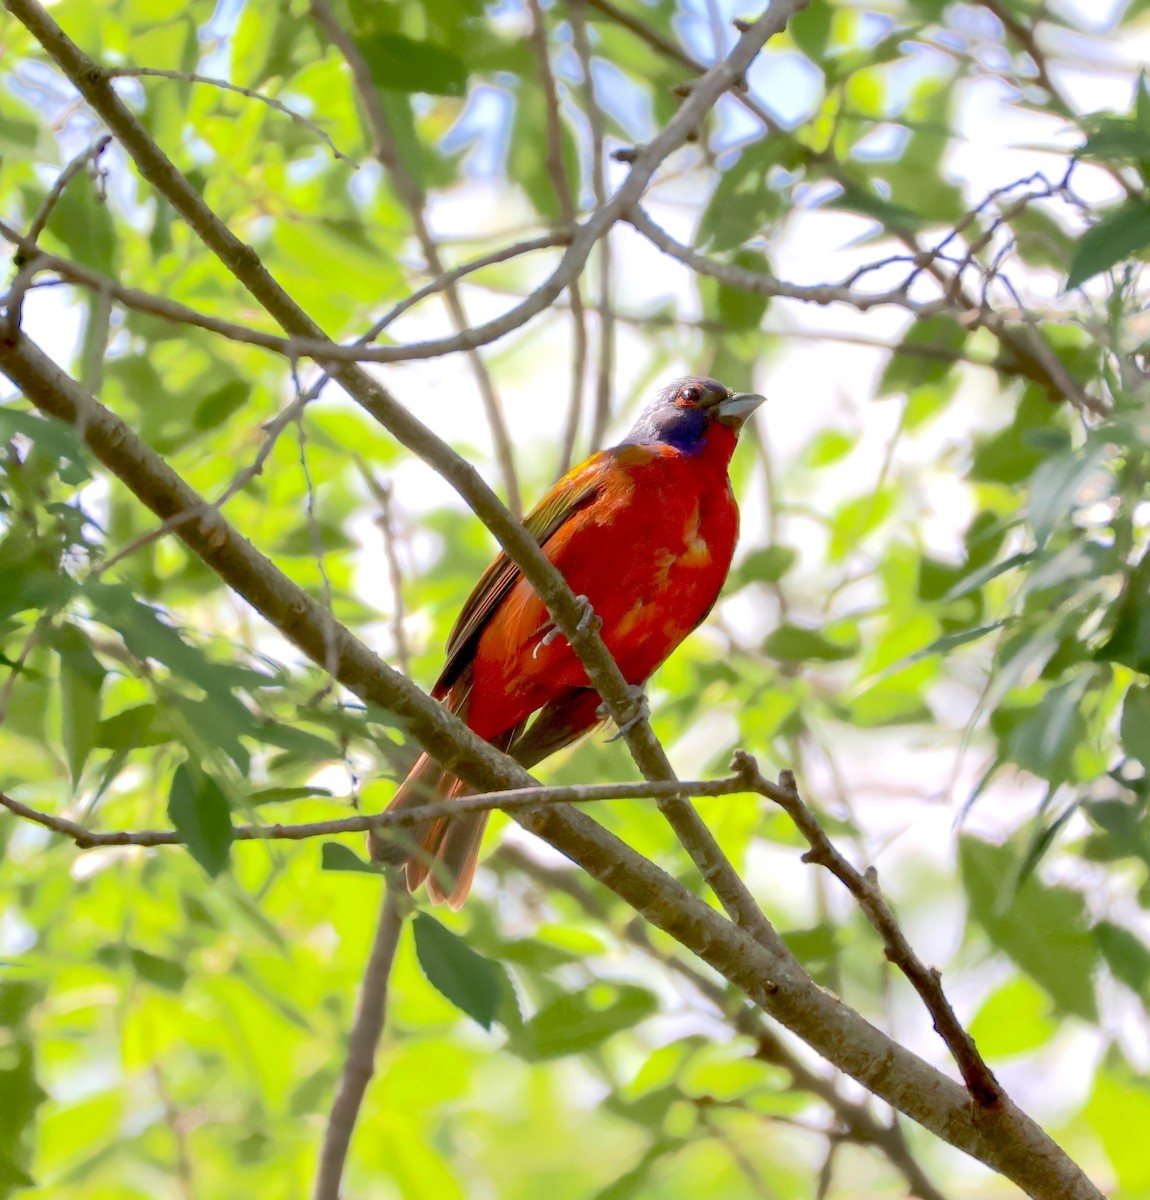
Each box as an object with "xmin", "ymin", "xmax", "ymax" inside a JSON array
[{"xmin": 611, "ymin": 146, "xmax": 640, "ymax": 163}]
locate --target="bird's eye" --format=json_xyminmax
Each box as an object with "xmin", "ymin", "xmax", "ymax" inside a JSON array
[{"xmin": 680, "ymin": 385, "xmax": 701, "ymax": 405}]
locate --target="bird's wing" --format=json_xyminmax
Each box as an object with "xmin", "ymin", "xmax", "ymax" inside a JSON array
[{"xmin": 432, "ymin": 453, "xmax": 612, "ymax": 697}]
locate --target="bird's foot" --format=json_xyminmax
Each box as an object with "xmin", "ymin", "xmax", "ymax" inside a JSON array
[
  {"xmin": 601, "ymin": 687, "xmax": 650, "ymax": 741},
  {"xmin": 573, "ymin": 594, "xmax": 599, "ymax": 634},
  {"xmin": 532, "ymin": 595, "xmax": 596, "ymax": 659}
]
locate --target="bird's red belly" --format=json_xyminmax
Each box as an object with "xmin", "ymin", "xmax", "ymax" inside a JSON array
[{"xmin": 466, "ymin": 475, "xmax": 737, "ymax": 741}]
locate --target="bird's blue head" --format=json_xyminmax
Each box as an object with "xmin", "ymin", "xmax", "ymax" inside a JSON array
[{"xmin": 623, "ymin": 376, "xmax": 766, "ymax": 456}]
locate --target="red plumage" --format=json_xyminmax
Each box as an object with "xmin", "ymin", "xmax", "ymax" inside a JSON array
[{"xmin": 373, "ymin": 376, "xmax": 765, "ymax": 907}]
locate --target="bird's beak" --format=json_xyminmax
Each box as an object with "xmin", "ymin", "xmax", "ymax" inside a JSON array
[{"xmin": 715, "ymin": 391, "xmax": 766, "ymax": 428}]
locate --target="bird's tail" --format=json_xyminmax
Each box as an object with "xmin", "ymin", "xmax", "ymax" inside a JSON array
[{"xmin": 367, "ymin": 751, "xmax": 484, "ymax": 909}]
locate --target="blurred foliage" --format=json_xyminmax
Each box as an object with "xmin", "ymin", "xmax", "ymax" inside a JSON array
[{"xmin": 3, "ymin": 0, "xmax": 1150, "ymax": 1196}]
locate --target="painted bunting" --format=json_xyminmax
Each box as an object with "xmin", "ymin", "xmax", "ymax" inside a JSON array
[{"xmin": 372, "ymin": 376, "xmax": 765, "ymax": 907}]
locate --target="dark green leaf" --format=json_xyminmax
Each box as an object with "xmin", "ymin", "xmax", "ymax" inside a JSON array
[
  {"xmin": 825, "ymin": 179, "xmax": 926, "ymax": 232},
  {"xmin": 763, "ymin": 621, "xmax": 858, "ymax": 663},
  {"xmin": 788, "ymin": 0, "xmax": 833, "ymax": 59},
  {"xmin": 878, "ymin": 316, "xmax": 968, "ymax": 397},
  {"xmin": 251, "ymin": 785, "xmax": 333, "ymax": 804},
  {"xmin": 52, "ymin": 625, "xmax": 105, "ymax": 784},
  {"xmin": 1028, "ymin": 442, "xmax": 1111, "ymax": 546},
  {"xmin": 1066, "ymin": 202, "xmax": 1150, "ymax": 290},
  {"xmin": 960, "ymin": 836, "xmax": 1097, "ymax": 1019},
  {"xmin": 732, "ymin": 545, "xmax": 797, "ymax": 588},
  {"xmin": 1002, "ymin": 674, "xmax": 1090, "ymax": 789},
  {"xmin": 320, "ymin": 842, "xmax": 382, "ymax": 874},
  {"xmin": 353, "ymin": 33, "xmax": 467, "ymax": 96},
  {"xmin": 42, "ymin": 170, "xmax": 118, "ymax": 274},
  {"xmin": 95, "ymin": 945, "xmax": 188, "ymax": 992},
  {"xmin": 1095, "ymin": 920, "xmax": 1150, "ymax": 998},
  {"xmin": 96, "ymin": 704, "xmax": 172, "ymax": 749},
  {"xmin": 168, "ymin": 763, "xmax": 234, "ymax": 878},
  {"xmin": 1120, "ymin": 684, "xmax": 1150, "ymax": 771},
  {"xmin": 697, "ymin": 144, "xmax": 783, "ymax": 252},
  {"xmin": 192, "ymin": 380, "xmax": 251, "ymax": 431},
  {"xmin": 412, "ymin": 913, "xmax": 504, "ymax": 1031}
]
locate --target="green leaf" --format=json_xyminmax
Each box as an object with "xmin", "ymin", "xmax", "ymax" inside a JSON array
[
  {"xmin": 763, "ymin": 622, "xmax": 858, "ymax": 663},
  {"xmin": 1002, "ymin": 674, "xmax": 1090, "ymax": 788},
  {"xmin": 709, "ymin": 249, "xmax": 771, "ymax": 330},
  {"xmin": 788, "ymin": 0, "xmax": 833, "ymax": 59},
  {"xmin": 826, "ymin": 178, "xmax": 926, "ymax": 232},
  {"xmin": 96, "ymin": 703, "xmax": 172, "ymax": 750},
  {"xmin": 968, "ymin": 977, "xmax": 1056, "ymax": 1058},
  {"xmin": 1088, "ymin": 1066, "xmax": 1150, "ymax": 1194},
  {"xmin": 1027, "ymin": 441, "xmax": 1111, "ymax": 546},
  {"xmin": 960, "ymin": 836, "xmax": 1097, "ymax": 1019},
  {"xmin": 515, "ymin": 983, "xmax": 658, "ymax": 1060},
  {"xmin": 52, "ymin": 625, "xmax": 105, "ymax": 784},
  {"xmin": 192, "ymin": 380, "xmax": 251, "ymax": 431},
  {"xmin": 251, "ymin": 785, "xmax": 333, "ymax": 804},
  {"xmin": 732, "ymin": 545, "xmax": 797, "ymax": 588},
  {"xmin": 353, "ymin": 33, "xmax": 467, "ymax": 96},
  {"xmin": 1096, "ymin": 548, "xmax": 1150, "ymax": 674},
  {"xmin": 0, "ymin": 1157, "xmax": 36, "ymax": 1189},
  {"xmin": 320, "ymin": 842, "xmax": 382, "ymax": 874},
  {"xmin": 1095, "ymin": 920, "xmax": 1150, "ymax": 998},
  {"xmin": 1120, "ymin": 684, "xmax": 1150, "ymax": 771},
  {"xmin": 1066, "ymin": 201, "xmax": 1150, "ymax": 290},
  {"xmin": 42, "ymin": 170, "xmax": 118, "ymax": 274},
  {"xmin": 697, "ymin": 143, "xmax": 784, "ymax": 253},
  {"xmin": 168, "ymin": 762, "xmax": 234, "ymax": 878},
  {"xmin": 412, "ymin": 913, "xmax": 504, "ymax": 1031},
  {"xmin": 95, "ymin": 945, "xmax": 188, "ymax": 992},
  {"xmin": 970, "ymin": 387, "xmax": 1064, "ymax": 485},
  {"xmin": 801, "ymin": 429, "xmax": 856, "ymax": 468},
  {"xmin": 878, "ymin": 316, "xmax": 968, "ymax": 397}
]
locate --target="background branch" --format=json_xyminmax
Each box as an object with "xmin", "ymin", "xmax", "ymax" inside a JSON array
[
  {"xmin": 312, "ymin": 881, "xmax": 407, "ymax": 1200},
  {"xmin": 0, "ymin": 328, "xmax": 1104, "ymax": 1200}
]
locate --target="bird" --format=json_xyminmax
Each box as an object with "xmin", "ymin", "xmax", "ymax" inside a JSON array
[{"xmin": 371, "ymin": 375, "xmax": 765, "ymax": 908}]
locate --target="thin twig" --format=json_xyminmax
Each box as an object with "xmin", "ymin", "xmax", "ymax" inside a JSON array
[
  {"xmin": 0, "ymin": 216, "xmax": 572, "ymax": 366},
  {"xmin": 106, "ymin": 67, "xmax": 353, "ymax": 162},
  {"xmin": 735, "ymin": 752, "xmax": 1004, "ymax": 1109},
  {"xmin": 309, "ymin": 0, "xmax": 523, "ymax": 516},
  {"xmin": 24, "ymin": 134, "xmax": 112, "ymax": 246},
  {"xmin": 356, "ymin": 461, "xmax": 411, "ymax": 676},
  {"xmin": 0, "ymin": 772, "xmax": 751, "ymax": 848},
  {"xmin": 496, "ymin": 844, "xmax": 952, "ymax": 1200},
  {"xmin": 312, "ymin": 882, "xmax": 407, "ymax": 1200},
  {"xmin": 527, "ymin": 0, "xmax": 586, "ymax": 476},
  {"xmin": 569, "ymin": 0, "xmax": 616, "ymax": 450}
]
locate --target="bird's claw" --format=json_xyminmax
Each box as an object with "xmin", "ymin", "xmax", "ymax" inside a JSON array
[
  {"xmin": 532, "ymin": 596, "xmax": 597, "ymax": 659},
  {"xmin": 601, "ymin": 688, "xmax": 650, "ymax": 741},
  {"xmin": 573, "ymin": 594, "xmax": 598, "ymax": 634}
]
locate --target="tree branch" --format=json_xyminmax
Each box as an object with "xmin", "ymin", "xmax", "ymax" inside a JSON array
[
  {"xmin": 312, "ymin": 881, "xmax": 407, "ymax": 1200},
  {"xmin": 736, "ymin": 753, "xmax": 1003, "ymax": 1109},
  {"xmin": 0, "ymin": 328, "xmax": 1105, "ymax": 1199},
  {"xmin": 5, "ymin": 0, "xmax": 799, "ymax": 952}
]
